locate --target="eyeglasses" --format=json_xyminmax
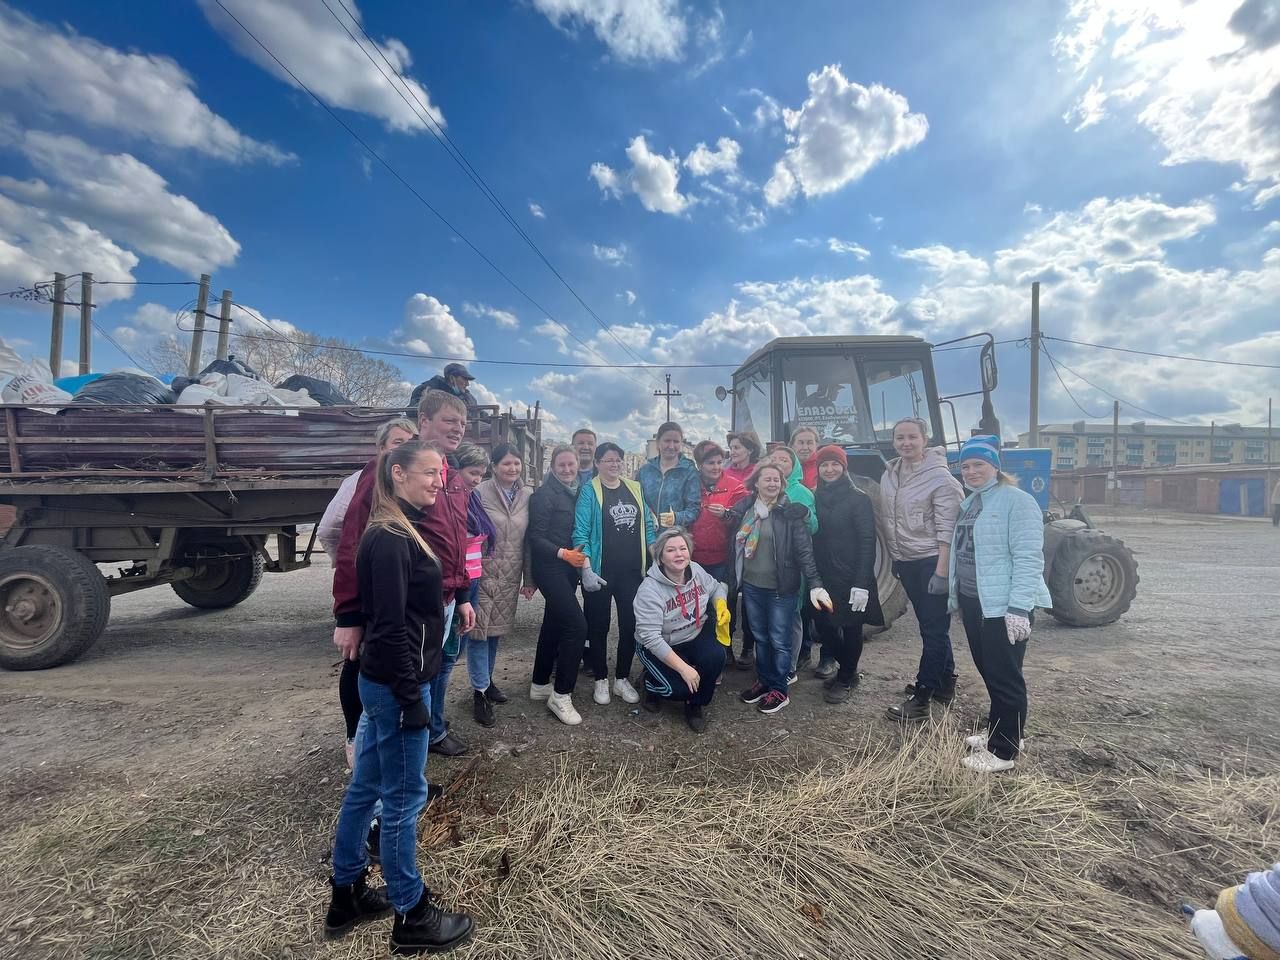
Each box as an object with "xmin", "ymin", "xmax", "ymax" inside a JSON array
[{"xmin": 598, "ymin": 458, "xmax": 623, "ymax": 466}]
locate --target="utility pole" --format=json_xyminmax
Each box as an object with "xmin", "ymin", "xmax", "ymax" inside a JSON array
[
  {"xmin": 215, "ymin": 288, "xmax": 233, "ymax": 362},
  {"xmin": 48, "ymin": 272, "xmax": 66, "ymax": 376},
  {"xmin": 78, "ymin": 273, "xmax": 93, "ymax": 374},
  {"xmin": 1029, "ymin": 281, "xmax": 1040, "ymax": 448},
  {"xmin": 187, "ymin": 273, "xmax": 212, "ymax": 377},
  {"xmin": 1109, "ymin": 400, "xmax": 1120, "ymax": 507},
  {"xmin": 653, "ymin": 373, "xmax": 681, "ymax": 422},
  {"xmin": 1267, "ymin": 398, "xmax": 1274, "ymax": 508}
]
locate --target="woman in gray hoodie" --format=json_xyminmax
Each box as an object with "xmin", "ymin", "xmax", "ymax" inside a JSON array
[{"xmin": 633, "ymin": 527, "xmax": 730, "ymax": 732}]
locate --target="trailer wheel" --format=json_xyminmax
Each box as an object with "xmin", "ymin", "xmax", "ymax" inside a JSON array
[
  {"xmin": 0, "ymin": 545, "xmax": 111, "ymax": 670},
  {"xmin": 1047, "ymin": 531, "xmax": 1139, "ymax": 627},
  {"xmin": 850, "ymin": 477, "xmax": 908, "ymax": 637},
  {"xmin": 172, "ymin": 536, "xmax": 265, "ymax": 609}
]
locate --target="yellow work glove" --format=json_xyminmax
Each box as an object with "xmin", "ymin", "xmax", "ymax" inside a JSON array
[{"xmin": 713, "ymin": 598, "xmax": 731, "ymax": 647}]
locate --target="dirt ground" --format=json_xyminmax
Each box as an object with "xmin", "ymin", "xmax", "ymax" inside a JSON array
[{"xmin": 1, "ymin": 510, "xmax": 1277, "ymax": 958}]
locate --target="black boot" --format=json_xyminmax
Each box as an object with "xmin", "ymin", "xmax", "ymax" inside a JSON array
[
  {"xmin": 484, "ymin": 683, "xmax": 508, "ymax": 704},
  {"xmin": 642, "ymin": 687, "xmax": 662, "ymax": 714},
  {"xmin": 473, "ymin": 690, "xmax": 495, "ymax": 727},
  {"xmin": 823, "ymin": 672, "xmax": 859, "ymax": 704},
  {"xmin": 685, "ymin": 702, "xmax": 707, "ymax": 732},
  {"xmin": 390, "ymin": 884, "xmax": 474, "ymax": 955},
  {"xmin": 933, "ymin": 673, "xmax": 958, "ymax": 705},
  {"xmin": 736, "ymin": 648, "xmax": 754, "ymax": 671},
  {"xmin": 325, "ymin": 868, "xmax": 391, "ymax": 939},
  {"xmin": 886, "ymin": 688, "xmax": 933, "ymax": 723}
]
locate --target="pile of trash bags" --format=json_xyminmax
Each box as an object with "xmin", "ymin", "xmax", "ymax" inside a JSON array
[{"xmin": 0, "ymin": 342, "xmax": 351, "ymax": 415}]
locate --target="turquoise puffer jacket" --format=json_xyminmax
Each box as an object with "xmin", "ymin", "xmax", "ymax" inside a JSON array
[{"xmin": 947, "ymin": 482, "xmax": 1052, "ymax": 618}]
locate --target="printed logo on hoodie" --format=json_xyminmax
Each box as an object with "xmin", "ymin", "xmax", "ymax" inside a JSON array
[
  {"xmin": 664, "ymin": 582, "xmax": 704, "ymax": 623},
  {"xmin": 608, "ymin": 497, "xmax": 638, "ymax": 532}
]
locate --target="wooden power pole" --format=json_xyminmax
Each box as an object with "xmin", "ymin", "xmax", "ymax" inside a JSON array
[
  {"xmin": 1109, "ymin": 400, "xmax": 1120, "ymax": 506},
  {"xmin": 187, "ymin": 274, "xmax": 212, "ymax": 377},
  {"xmin": 654, "ymin": 373, "xmax": 681, "ymax": 422},
  {"xmin": 48, "ymin": 272, "xmax": 66, "ymax": 376},
  {"xmin": 78, "ymin": 273, "xmax": 93, "ymax": 374},
  {"xmin": 1029, "ymin": 281, "xmax": 1040, "ymax": 448},
  {"xmin": 215, "ymin": 289, "xmax": 233, "ymax": 362}
]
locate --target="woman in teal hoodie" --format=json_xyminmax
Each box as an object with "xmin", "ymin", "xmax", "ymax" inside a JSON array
[
  {"xmin": 948, "ymin": 436, "xmax": 1052, "ymax": 774},
  {"xmin": 768, "ymin": 445, "xmax": 820, "ymax": 678},
  {"xmin": 573, "ymin": 441, "xmax": 657, "ymax": 707}
]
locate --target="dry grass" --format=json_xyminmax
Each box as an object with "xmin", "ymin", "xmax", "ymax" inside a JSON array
[{"xmin": 0, "ymin": 724, "xmax": 1274, "ymax": 960}]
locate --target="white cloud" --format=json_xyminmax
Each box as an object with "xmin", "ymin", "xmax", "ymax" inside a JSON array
[
  {"xmin": 747, "ymin": 89, "xmax": 783, "ymax": 129},
  {"xmin": 0, "ymin": 130, "xmax": 240, "ymax": 274},
  {"xmin": 592, "ymin": 242, "xmax": 629, "ymax": 266},
  {"xmin": 533, "ymin": 318, "xmax": 570, "ymax": 355},
  {"xmin": 398, "ymin": 294, "xmax": 475, "ymax": 359},
  {"xmin": 590, "ymin": 135, "xmax": 692, "ymax": 215},
  {"xmin": 763, "ymin": 65, "xmax": 928, "ymax": 206},
  {"xmin": 0, "ymin": 194, "xmax": 138, "ymax": 305},
  {"xmin": 462, "ymin": 301, "xmax": 519, "ymax": 330},
  {"xmin": 684, "ymin": 136, "xmax": 741, "ymax": 176},
  {"xmin": 622, "ymin": 289, "xmax": 638, "ymax": 305},
  {"xmin": 794, "ymin": 237, "xmax": 871, "ymax": 260},
  {"xmin": 528, "ymin": 201, "xmax": 546, "ymax": 219},
  {"xmin": 1056, "ymin": 0, "xmax": 1280, "ymax": 206},
  {"xmin": 199, "ymin": 0, "xmax": 445, "ymax": 133},
  {"xmin": 530, "ymin": 0, "xmax": 688, "ymax": 62},
  {"xmin": 898, "ymin": 245, "xmax": 990, "ymax": 283},
  {"xmin": 0, "ymin": 5, "xmax": 291, "ymax": 165}
]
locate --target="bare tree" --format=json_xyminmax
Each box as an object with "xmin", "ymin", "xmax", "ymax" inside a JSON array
[{"xmin": 144, "ymin": 329, "xmax": 408, "ymax": 407}]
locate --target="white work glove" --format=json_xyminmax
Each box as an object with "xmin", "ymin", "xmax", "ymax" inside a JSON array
[
  {"xmin": 809, "ymin": 587, "xmax": 832, "ymax": 611},
  {"xmin": 579, "ymin": 559, "xmax": 608, "ymax": 593},
  {"xmin": 848, "ymin": 587, "xmax": 869, "ymax": 612},
  {"xmin": 1004, "ymin": 613, "xmax": 1031, "ymax": 644}
]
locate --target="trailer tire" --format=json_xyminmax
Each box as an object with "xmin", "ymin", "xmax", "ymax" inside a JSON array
[
  {"xmin": 0, "ymin": 545, "xmax": 111, "ymax": 670},
  {"xmin": 1047, "ymin": 530, "xmax": 1138, "ymax": 627},
  {"xmin": 172, "ymin": 537, "xmax": 264, "ymax": 610},
  {"xmin": 850, "ymin": 476, "xmax": 908, "ymax": 637}
]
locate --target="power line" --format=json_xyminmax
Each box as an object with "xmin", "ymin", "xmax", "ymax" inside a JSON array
[
  {"xmin": 1045, "ymin": 335, "xmax": 1280, "ymax": 371},
  {"xmin": 322, "ymin": 0, "xmax": 661, "ymax": 384},
  {"xmin": 1041, "ymin": 341, "xmax": 1192, "ymax": 425},
  {"xmin": 90, "ymin": 319, "xmax": 148, "ymax": 373},
  {"xmin": 208, "ymin": 0, "xmax": 655, "ymax": 393},
  {"xmin": 1039, "ymin": 342, "xmax": 1104, "ymax": 418}
]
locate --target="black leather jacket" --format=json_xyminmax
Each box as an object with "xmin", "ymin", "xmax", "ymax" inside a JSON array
[
  {"xmin": 527, "ymin": 474, "xmax": 579, "ymax": 584},
  {"xmin": 724, "ymin": 494, "xmax": 822, "ymax": 596}
]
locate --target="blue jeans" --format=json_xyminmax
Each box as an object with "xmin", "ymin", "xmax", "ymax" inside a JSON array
[
  {"xmin": 333, "ymin": 676, "xmax": 431, "ymax": 913},
  {"xmin": 742, "ymin": 582, "xmax": 797, "ymax": 694},
  {"xmin": 467, "ymin": 636, "xmax": 500, "ymax": 692},
  {"xmin": 430, "ymin": 600, "xmax": 457, "ymax": 746}
]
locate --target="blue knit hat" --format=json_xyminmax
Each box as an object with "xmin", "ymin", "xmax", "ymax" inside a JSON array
[{"xmin": 959, "ymin": 435, "xmax": 1002, "ymax": 469}]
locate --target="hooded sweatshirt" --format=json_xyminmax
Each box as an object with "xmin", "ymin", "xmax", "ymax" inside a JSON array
[
  {"xmin": 878, "ymin": 446, "xmax": 964, "ymax": 562},
  {"xmin": 633, "ymin": 560, "xmax": 728, "ymax": 662},
  {"xmin": 636, "ymin": 454, "xmax": 701, "ymax": 528},
  {"xmin": 783, "ymin": 456, "xmax": 818, "ymax": 534}
]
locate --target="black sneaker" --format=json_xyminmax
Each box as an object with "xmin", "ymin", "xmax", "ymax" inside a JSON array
[
  {"xmin": 642, "ymin": 688, "xmax": 662, "ymax": 713},
  {"xmin": 431, "ymin": 732, "xmax": 468, "ymax": 757},
  {"xmin": 904, "ymin": 673, "xmax": 958, "ymax": 704},
  {"xmin": 823, "ymin": 673, "xmax": 859, "ymax": 704},
  {"xmin": 739, "ymin": 681, "xmax": 768, "ymax": 704},
  {"xmin": 736, "ymin": 649, "xmax": 755, "ymax": 671},
  {"xmin": 685, "ymin": 702, "xmax": 707, "ymax": 732},
  {"xmin": 390, "ymin": 884, "xmax": 474, "ymax": 955},
  {"xmin": 484, "ymin": 683, "xmax": 509, "ymax": 704},
  {"xmin": 813, "ymin": 657, "xmax": 838, "ymax": 680},
  {"xmin": 325, "ymin": 868, "xmax": 391, "ymax": 939},
  {"xmin": 886, "ymin": 689, "xmax": 932, "ymax": 723},
  {"xmin": 365, "ymin": 817, "xmax": 381, "ymax": 865},
  {"xmin": 472, "ymin": 691, "xmax": 495, "ymax": 728}
]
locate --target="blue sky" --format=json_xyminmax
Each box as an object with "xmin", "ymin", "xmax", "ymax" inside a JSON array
[{"xmin": 0, "ymin": 0, "xmax": 1277, "ymax": 448}]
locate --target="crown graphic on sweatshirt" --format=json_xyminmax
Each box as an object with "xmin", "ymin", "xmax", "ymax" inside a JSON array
[{"xmin": 609, "ymin": 498, "xmax": 638, "ymax": 530}]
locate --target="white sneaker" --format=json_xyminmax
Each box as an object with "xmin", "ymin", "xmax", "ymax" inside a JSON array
[
  {"xmin": 964, "ymin": 734, "xmax": 1026, "ymax": 751},
  {"xmin": 547, "ymin": 692, "xmax": 582, "ymax": 726},
  {"xmin": 962, "ymin": 748, "xmax": 1017, "ymax": 773},
  {"xmin": 613, "ymin": 678, "xmax": 640, "ymax": 704},
  {"xmin": 529, "ymin": 682, "xmax": 552, "ymax": 701},
  {"xmin": 593, "ymin": 679, "xmax": 611, "ymax": 705}
]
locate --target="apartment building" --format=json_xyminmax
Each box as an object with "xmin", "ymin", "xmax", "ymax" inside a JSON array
[{"xmin": 1018, "ymin": 422, "xmax": 1277, "ymax": 470}]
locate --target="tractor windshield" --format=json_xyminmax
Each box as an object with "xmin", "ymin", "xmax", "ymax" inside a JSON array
[{"xmin": 780, "ymin": 353, "xmax": 875, "ymax": 444}]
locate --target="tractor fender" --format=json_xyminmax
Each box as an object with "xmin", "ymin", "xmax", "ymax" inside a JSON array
[{"xmin": 1042, "ymin": 518, "xmax": 1088, "ymax": 580}]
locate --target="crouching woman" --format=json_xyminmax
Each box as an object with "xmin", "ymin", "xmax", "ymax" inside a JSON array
[
  {"xmin": 949, "ymin": 436, "xmax": 1052, "ymax": 774},
  {"xmin": 325, "ymin": 440, "xmax": 473, "ymax": 955},
  {"xmin": 634, "ymin": 527, "xmax": 730, "ymax": 732}
]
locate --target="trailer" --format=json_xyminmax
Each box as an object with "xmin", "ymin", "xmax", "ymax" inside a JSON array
[{"xmin": 0, "ymin": 400, "xmax": 542, "ymax": 669}]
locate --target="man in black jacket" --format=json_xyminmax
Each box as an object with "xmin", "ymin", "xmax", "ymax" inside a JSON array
[{"xmin": 408, "ymin": 363, "xmax": 479, "ymax": 414}]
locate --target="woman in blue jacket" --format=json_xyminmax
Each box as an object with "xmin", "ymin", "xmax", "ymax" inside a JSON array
[{"xmin": 948, "ymin": 436, "xmax": 1051, "ymax": 773}]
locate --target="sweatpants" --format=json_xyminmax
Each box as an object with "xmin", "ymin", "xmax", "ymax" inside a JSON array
[
  {"xmin": 532, "ymin": 564, "xmax": 588, "ymax": 696},
  {"xmin": 895, "ymin": 556, "xmax": 956, "ymax": 695},
  {"xmin": 958, "ymin": 593, "xmax": 1028, "ymax": 761},
  {"xmin": 584, "ymin": 568, "xmax": 643, "ymax": 682},
  {"xmin": 636, "ymin": 618, "xmax": 726, "ymax": 707}
]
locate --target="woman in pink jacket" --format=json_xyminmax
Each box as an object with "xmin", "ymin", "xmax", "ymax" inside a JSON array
[{"xmin": 877, "ymin": 417, "xmax": 964, "ymax": 724}]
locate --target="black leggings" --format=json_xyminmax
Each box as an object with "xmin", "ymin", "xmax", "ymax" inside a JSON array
[
  {"xmin": 340, "ymin": 658, "xmax": 362, "ymax": 740},
  {"xmin": 816, "ymin": 613, "xmax": 864, "ymax": 681},
  {"xmin": 533, "ymin": 564, "xmax": 588, "ymax": 696},
  {"xmin": 584, "ymin": 568, "xmax": 642, "ymax": 681}
]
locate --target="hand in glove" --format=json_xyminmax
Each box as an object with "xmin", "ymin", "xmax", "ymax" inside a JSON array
[
  {"xmin": 579, "ymin": 560, "xmax": 608, "ymax": 593},
  {"xmin": 809, "ymin": 587, "xmax": 833, "ymax": 611},
  {"xmin": 848, "ymin": 587, "xmax": 869, "ymax": 612},
  {"xmin": 927, "ymin": 574, "xmax": 949, "ymax": 596},
  {"xmin": 557, "ymin": 547, "xmax": 588, "ymax": 569},
  {"xmin": 401, "ymin": 699, "xmax": 430, "ymax": 730},
  {"xmin": 713, "ymin": 597, "xmax": 731, "ymax": 647},
  {"xmin": 1004, "ymin": 613, "xmax": 1032, "ymax": 644}
]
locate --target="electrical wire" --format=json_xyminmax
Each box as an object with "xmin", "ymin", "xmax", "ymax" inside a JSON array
[
  {"xmin": 322, "ymin": 0, "xmax": 661, "ymax": 385},
  {"xmin": 90, "ymin": 319, "xmax": 149, "ymax": 373},
  {"xmin": 1045, "ymin": 335, "xmax": 1280, "ymax": 371},
  {"xmin": 1039, "ymin": 342, "xmax": 1104, "ymax": 418},
  {"xmin": 207, "ymin": 0, "xmax": 655, "ymax": 393},
  {"xmin": 1041, "ymin": 341, "xmax": 1192, "ymax": 424}
]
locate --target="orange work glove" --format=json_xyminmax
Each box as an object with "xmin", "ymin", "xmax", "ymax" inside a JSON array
[{"xmin": 557, "ymin": 547, "xmax": 588, "ymax": 569}]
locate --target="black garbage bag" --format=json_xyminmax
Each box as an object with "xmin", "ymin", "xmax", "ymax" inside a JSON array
[
  {"xmin": 71, "ymin": 372, "xmax": 176, "ymax": 406},
  {"xmin": 197, "ymin": 355, "xmax": 261, "ymax": 380},
  {"xmin": 275, "ymin": 374, "xmax": 349, "ymax": 406}
]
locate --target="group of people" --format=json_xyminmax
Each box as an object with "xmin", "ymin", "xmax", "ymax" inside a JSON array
[{"xmin": 317, "ymin": 389, "xmax": 1053, "ymax": 954}]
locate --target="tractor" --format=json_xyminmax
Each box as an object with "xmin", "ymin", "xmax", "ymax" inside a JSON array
[{"xmin": 715, "ymin": 334, "xmax": 1138, "ymax": 631}]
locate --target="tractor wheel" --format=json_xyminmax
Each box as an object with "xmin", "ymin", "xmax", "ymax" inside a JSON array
[
  {"xmin": 1047, "ymin": 530, "xmax": 1138, "ymax": 627},
  {"xmin": 0, "ymin": 545, "xmax": 111, "ymax": 670},
  {"xmin": 850, "ymin": 476, "xmax": 908, "ymax": 637},
  {"xmin": 172, "ymin": 535, "xmax": 265, "ymax": 610}
]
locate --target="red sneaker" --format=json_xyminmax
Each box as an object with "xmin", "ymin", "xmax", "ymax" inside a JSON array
[{"xmin": 758, "ymin": 690, "xmax": 790, "ymax": 715}]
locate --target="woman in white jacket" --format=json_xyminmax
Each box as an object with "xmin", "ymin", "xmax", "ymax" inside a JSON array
[{"xmin": 633, "ymin": 528, "xmax": 731, "ymax": 732}]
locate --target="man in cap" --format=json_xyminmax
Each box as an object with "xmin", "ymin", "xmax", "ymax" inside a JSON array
[{"xmin": 409, "ymin": 362, "xmax": 480, "ymax": 413}]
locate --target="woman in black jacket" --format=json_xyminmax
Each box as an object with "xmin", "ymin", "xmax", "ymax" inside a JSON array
[
  {"xmin": 325, "ymin": 440, "xmax": 473, "ymax": 955},
  {"xmin": 811, "ymin": 445, "xmax": 884, "ymax": 704},
  {"xmin": 526, "ymin": 444, "xmax": 589, "ymax": 726},
  {"xmin": 724, "ymin": 462, "xmax": 830, "ymax": 716}
]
